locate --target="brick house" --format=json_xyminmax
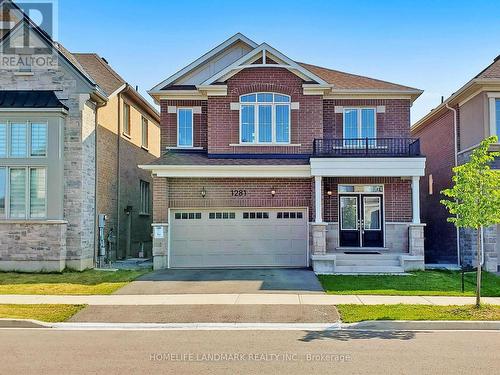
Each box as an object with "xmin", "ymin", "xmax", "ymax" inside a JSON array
[
  {"xmin": 143, "ymin": 34, "xmax": 426, "ymax": 273},
  {"xmin": 412, "ymin": 55, "xmax": 500, "ymax": 272},
  {"xmin": 0, "ymin": 0, "xmax": 159, "ymax": 271}
]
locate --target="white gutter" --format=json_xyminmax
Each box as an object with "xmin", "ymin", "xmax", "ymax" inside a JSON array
[{"xmin": 445, "ymin": 102, "xmax": 460, "ymax": 267}]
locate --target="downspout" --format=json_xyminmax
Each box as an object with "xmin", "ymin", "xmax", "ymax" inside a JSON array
[
  {"xmin": 94, "ymin": 98, "xmax": 106, "ymax": 267},
  {"xmin": 116, "ymin": 92, "xmax": 121, "ymax": 259},
  {"xmin": 445, "ymin": 102, "xmax": 460, "ymax": 266}
]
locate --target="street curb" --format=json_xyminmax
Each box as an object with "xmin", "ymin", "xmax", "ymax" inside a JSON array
[
  {"xmin": 0, "ymin": 319, "xmax": 499, "ymax": 331},
  {"xmin": 343, "ymin": 320, "xmax": 500, "ymax": 331},
  {"xmin": 0, "ymin": 318, "xmax": 51, "ymax": 328}
]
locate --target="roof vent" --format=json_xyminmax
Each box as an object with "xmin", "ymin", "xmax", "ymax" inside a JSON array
[
  {"xmin": 101, "ymin": 57, "xmax": 108, "ymax": 64},
  {"xmin": 494, "ymin": 54, "xmax": 500, "ymax": 62}
]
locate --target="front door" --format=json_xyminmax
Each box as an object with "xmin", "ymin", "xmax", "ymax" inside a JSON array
[{"xmin": 339, "ymin": 194, "xmax": 383, "ymax": 248}]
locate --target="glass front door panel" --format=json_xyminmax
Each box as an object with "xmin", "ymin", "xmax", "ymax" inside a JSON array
[
  {"xmin": 340, "ymin": 196, "xmax": 358, "ymax": 230},
  {"xmin": 363, "ymin": 196, "xmax": 381, "ymax": 230}
]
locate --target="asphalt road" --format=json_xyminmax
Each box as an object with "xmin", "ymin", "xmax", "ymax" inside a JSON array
[{"xmin": 1, "ymin": 329, "xmax": 499, "ymax": 374}]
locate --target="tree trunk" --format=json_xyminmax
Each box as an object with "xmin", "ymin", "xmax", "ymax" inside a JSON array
[{"xmin": 476, "ymin": 227, "xmax": 482, "ymax": 308}]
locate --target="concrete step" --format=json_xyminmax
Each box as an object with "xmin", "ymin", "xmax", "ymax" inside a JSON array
[
  {"xmin": 333, "ymin": 265, "xmax": 405, "ymax": 274},
  {"xmin": 335, "ymin": 259, "xmax": 401, "ymax": 267}
]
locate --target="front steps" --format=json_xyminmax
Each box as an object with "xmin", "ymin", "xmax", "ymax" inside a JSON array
[
  {"xmin": 311, "ymin": 252, "xmax": 425, "ymax": 274},
  {"xmin": 334, "ymin": 253, "xmax": 404, "ymax": 274}
]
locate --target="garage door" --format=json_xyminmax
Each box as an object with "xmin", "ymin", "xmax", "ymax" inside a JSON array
[{"xmin": 170, "ymin": 209, "xmax": 308, "ymax": 268}]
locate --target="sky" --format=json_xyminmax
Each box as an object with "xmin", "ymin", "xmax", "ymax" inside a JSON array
[{"xmin": 55, "ymin": 0, "xmax": 500, "ymax": 123}]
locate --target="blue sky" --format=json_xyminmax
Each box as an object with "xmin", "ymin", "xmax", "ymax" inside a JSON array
[{"xmin": 56, "ymin": 0, "xmax": 500, "ymax": 123}]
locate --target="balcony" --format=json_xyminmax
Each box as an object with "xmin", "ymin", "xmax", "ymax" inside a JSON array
[{"xmin": 313, "ymin": 138, "xmax": 421, "ymax": 158}]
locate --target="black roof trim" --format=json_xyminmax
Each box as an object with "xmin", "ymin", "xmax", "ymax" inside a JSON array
[{"xmin": 0, "ymin": 90, "xmax": 68, "ymax": 110}]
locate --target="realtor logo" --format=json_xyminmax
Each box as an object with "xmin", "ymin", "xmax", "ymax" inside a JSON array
[{"xmin": 0, "ymin": 0, "xmax": 59, "ymax": 70}]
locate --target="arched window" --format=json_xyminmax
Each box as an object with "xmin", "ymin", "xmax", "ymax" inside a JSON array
[{"xmin": 239, "ymin": 93, "xmax": 290, "ymax": 144}]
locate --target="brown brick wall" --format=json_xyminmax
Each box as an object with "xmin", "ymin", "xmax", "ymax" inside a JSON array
[
  {"xmin": 323, "ymin": 177, "xmax": 412, "ymax": 223},
  {"xmin": 152, "ymin": 176, "xmax": 169, "ymax": 223},
  {"xmin": 208, "ymin": 68, "xmax": 323, "ymax": 154},
  {"xmin": 165, "ymin": 178, "xmax": 314, "ymax": 221},
  {"xmin": 159, "ymin": 100, "xmax": 208, "ymax": 150},
  {"xmin": 323, "ymin": 99, "xmax": 411, "ymax": 139},
  {"xmin": 412, "ymin": 110, "xmax": 457, "ymax": 263}
]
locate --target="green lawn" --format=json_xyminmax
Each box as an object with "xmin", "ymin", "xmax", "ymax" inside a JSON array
[
  {"xmin": 337, "ymin": 304, "xmax": 500, "ymax": 323},
  {"xmin": 318, "ymin": 270, "xmax": 500, "ymax": 296},
  {"xmin": 0, "ymin": 269, "xmax": 150, "ymax": 295},
  {"xmin": 0, "ymin": 304, "xmax": 85, "ymax": 322}
]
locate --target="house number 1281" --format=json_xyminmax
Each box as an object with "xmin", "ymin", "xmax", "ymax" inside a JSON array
[{"xmin": 231, "ymin": 189, "xmax": 247, "ymax": 197}]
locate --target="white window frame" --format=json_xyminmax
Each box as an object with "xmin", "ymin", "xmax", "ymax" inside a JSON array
[
  {"xmin": 177, "ymin": 107, "xmax": 194, "ymax": 148},
  {"xmin": 239, "ymin": 92, "xmax": 291, "ymax": 144},
  {"xmin": 139, "ymin": 179, "xmax": 150, "ymax": 215},
  {"xmin": 342, "ymin": 107, "xmax": 377, "ymax": 146},
  {"xmin": 1, "ymin": 166, "xmax": 47, "ymax": 220},
  {"xmin": 141, "ymin": 116, "xmax": 149, "ymax": 149},
  {"xmin": 123, "ymin": 102, "xmax": 131, "ymax": 137}
]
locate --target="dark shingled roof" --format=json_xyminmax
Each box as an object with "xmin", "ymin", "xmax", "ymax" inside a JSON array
[
  {"xmin": 148, "ymin": 150, "xmax": 310, "ymax": 166},
  {"xmin": 0, "ymin": 90, "xmax": 68, "ymax": 110}
]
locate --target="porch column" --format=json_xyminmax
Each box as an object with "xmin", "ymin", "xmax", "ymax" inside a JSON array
[
  {"xmin": 314, "ymin": 176, "xmax": 323, "ymax": 223},
  {"xmin": 411, "ymin": 176, "xmax": 421, "ymax": 224}
]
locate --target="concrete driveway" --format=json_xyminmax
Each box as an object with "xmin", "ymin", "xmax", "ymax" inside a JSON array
[{"xmin": 114, "ymin": 268, "xmax": 324, "ymax": 295}]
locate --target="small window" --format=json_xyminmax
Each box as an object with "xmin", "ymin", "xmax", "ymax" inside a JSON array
[
  {"xmin": 208, "ymin": 212, "xmax": 236, "ymax": 220},
  {"xmin": 175, "ymin": 212, "xmax": 202, "ymax": 220},
  {"xmin": 0, "ymin": 124, "xmax": 6, "ymax": 157},
  {"xmin": 243, "ymin": 212, "xmax": 269, "ymax": 219},
  {"xmin": 123, "ymin": 103, "xmax": 131, "ymax": 136},
  {"xmin": 277, "ymin": 211, "xmax": 304, "ymax": 219},
  {"xmin": 428, "ymin": 174, "xmax": 433, "ymax": 195},
  {"xmin": 177, "ymin": 108, "xmax": 193, "ymax": 147},
  {"xmin": 140, "ymin": 180, "xmax": 150, "ymax": 214},
  {"xmin": 141, "ymin": 116, "xmax": 148, "ymax": 148},
  {"xmin": 10, "ymin": 123, "xmax": 27, "ymax": 157},
  {"xmin": 0, "ymin": 168, "xmax": 6, "ymax": 218},
  {"xmin": 30, "ymin": 123, "xmax": 47, "ymax": 156}
]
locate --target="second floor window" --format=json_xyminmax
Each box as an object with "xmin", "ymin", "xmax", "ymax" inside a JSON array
[
  {"xmin": 123, "ymin": 103, "xmax": 131, "ymax": 136},
  {"xmin": 177, "ymin": 108, "xmax": 193, "ymax": 147},
  {"xmin": 343, "ymin": 108, "xmax": 376, "ymax": 146},
  {"xmin": 0, "ymin": 122, "xmax": 47, "ymax": 158},
  {"xmin": 239, "ymin": 93, "xmax": 290, "ymax": 144},
  {"xmin": 141, "ymin": 116, "xmax": 149, "ymax": 148}
]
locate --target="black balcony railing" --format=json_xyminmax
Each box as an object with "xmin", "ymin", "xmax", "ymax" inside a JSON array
[{"xmin": 313, "ymin": 138, "xmax": 421, "ymax": 158}]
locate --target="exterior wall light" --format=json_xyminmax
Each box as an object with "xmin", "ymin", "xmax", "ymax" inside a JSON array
[
  {"xmin": 271, "ymin": 188, "xmax": 276, "ymax": 197},
  {"xmin": 201, "ymin": 187, "xmax": 206, "ymax": 198},
  {"xmin": 327, "ymin": 190, "xmax": 333, "ymax": 196}
]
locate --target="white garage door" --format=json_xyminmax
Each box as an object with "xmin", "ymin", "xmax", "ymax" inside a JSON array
[{"xmin": 170, "ymin": 209, "xmax": 308, "ymax": 268}]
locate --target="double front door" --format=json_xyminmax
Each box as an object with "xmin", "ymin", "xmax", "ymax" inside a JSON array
[{"xmin": 339, "ymin": 194, "xmax": 384, "ymax": 248}]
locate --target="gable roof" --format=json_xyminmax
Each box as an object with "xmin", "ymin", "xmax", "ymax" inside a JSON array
[
  {"xmin": 150, "ymin": 33, "xmax": 258, "ymax": 93},
  {"xmin": 412, "ymin": 55, "xmax": 500, "ymax": 132},
  {"xmin": 298, "ymin": 62, "xmax": 420, "ymax": 92},
  {"xmin": 72, "ymin": 53, "xmax": 125, "ymax": 96}
]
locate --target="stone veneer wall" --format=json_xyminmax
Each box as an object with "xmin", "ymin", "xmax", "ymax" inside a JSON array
[
  {"xmin": 0, "ymin": 222, "xmax": 67, "ymax": 272},
  {"xmin": 460, "ymin": 226, "xmax": 498, "ymax": 272},
  {"xmin": 0, "ymin": 57, "xmax": 97, "ymax": 271}
]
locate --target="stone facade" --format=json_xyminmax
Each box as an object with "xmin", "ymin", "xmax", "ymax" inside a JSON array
[{"xmin": 460, "ymin": 226, "xmax": 498, "ymax": 272}]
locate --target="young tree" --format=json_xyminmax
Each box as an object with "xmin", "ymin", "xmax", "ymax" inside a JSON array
[{"xmin": 441, "ymin": 136, "xmax": 500, "ymax": 307}]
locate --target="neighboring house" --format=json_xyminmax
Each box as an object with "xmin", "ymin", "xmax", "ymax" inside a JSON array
[
  {"xmin": 71, "ymin": 53, "xmax": 160, "ymax": 260},
  {"xmin": 142, "ymin": 33, "xmax": 426, "ymax": 273},
  {"xmin": 0, "ymin": 0, "xmax": 159, "ymax": 271},
  {"xmin": 412, "ymin": 56, "xmax": 500, "ymax": 272}
]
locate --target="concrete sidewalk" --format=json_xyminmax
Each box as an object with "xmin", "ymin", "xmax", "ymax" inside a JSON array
[{"xmin": 1, "ymin": 294, "xmax": 499, "ymax": 306}]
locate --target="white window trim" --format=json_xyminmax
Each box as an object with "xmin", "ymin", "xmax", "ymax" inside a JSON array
[
  {"xmin": 342, "ymin": 107, "xmax": 377, "ymax": 141},
  {"xmin": 141, "ymin": 116, "xmax": 149, "ymax": 149},
  {"xmin": 363, "ymin": 195, "xmax": 382, "ymax": 231},
  {"xmin": 123, "ymin": 103, "xmax": 131, "ymax": 137},
  {"xmin": 177, "ymin": 107, "xmax": 194, "ymax": 148},
  {"xmin": 339, "ymin": 195, "xmax": 358, "ymax": 231},
  {"xmin": 338, "ymin": 184, "xmax": 384, "ymax": 193},
  {"xmin": 487, "ymin": 93, "xmax": 500, "ymax": 138},
  {"xmin": 238, "ymin": 92, "xmax": 291, "ymax": 145},
  {"xmin": 1, "ymin": 166, "xmax": 47, "ymax": 220}
]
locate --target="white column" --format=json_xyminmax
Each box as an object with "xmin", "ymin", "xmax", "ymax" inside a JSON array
[
  {"xmin": 411, "ymin": 176, "xmax": 420, "ymax": 224},
  {"xmin": 314, "ymin": 176, "xmax": 323, "ymax": 223}
]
